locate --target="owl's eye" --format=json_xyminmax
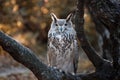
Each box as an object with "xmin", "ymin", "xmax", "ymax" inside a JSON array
[
  {"xmin": 55, "ymin": 23, "xmax": 58, "ymax": 26},
  {"xmin": 64, "ymin": 23, "xmax": 67, "ymax": 26}
]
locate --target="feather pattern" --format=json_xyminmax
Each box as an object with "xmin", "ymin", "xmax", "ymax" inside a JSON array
[{"xmin": 47, "ymin": 13, "xmax": 79, "ymax": 73}]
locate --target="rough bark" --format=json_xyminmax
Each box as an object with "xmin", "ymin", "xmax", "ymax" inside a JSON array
[
  {"xmin": 85, "ymin": 0, "xmax": 113, "ymax": 60},
  {"xmin": 75, "ymin": 0, "xmax": 106, "ymax": 69},
  {"xmin": 0, "ymin": 31, "xmax": 81, "ymax": 80},
  {"xmin": 87, "ymin": 0, "xmax": 120, "ymax": 79},
  {"xmin": 75, "ymin": 0, "xmax": 115, "ymax": 80},
  {"xmin": 88, "ymin": 0, "xmax": 120, "ymax": 58},
  {"xmin": 83, "ymin": 0, "xmax": 120, "ymax": 79}
]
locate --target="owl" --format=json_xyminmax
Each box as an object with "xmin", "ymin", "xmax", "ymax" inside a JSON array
[{"xmin": 47, "ymin": 13, "xmax": 79, "ymax": 74}]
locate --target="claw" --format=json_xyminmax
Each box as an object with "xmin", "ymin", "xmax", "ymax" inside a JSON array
[{"xmin": 53, "ymin": 66, "xmax": 57, "ymax": 69}]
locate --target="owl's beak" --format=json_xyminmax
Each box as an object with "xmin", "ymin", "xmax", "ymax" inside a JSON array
[{"xmin": 59, "ymin": 26, "xmax": 64, "ymax": 32}]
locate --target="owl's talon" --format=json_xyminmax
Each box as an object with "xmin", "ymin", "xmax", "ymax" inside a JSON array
[
  {"xmin": 71, "ymin": 72, "xmax": 75, "ymax": 75},
  {"xmin": 59, "ymin": 69, "xmax": 62, "ymax": 72},
  {"xmin": 53, "ymin": 66, "xmax": 57, "ymax": 69}
]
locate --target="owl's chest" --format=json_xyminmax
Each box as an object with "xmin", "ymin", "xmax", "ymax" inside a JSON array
[
  {"xmin": 53, "ymin": 34, "xmax": 71, "ymax": 46},
  {"xmin": 49, "ymin": 36, "xmax": 73, "ymax": 54}
]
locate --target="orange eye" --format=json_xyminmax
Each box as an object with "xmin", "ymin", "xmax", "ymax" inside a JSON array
[{"xmin": 55, "ymin": 24, "xmax": 58, "ymax": 26}]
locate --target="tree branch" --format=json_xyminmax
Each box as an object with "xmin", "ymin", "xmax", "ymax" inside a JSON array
[
  {"xmin": 75, "ymin": 0, "xmax": 120, "ymax": 80},
  {"xmin": 85, "ymin": 3, "xmax": 112, "ymax": 60},
  {"xmin": 75, "ymin": 0, "xmax": 105, "ymax": 69},
  {"xmin": 88, "ymin": 0, "xmax": 120, "ymax": 76},
  {"xmin": 0, "ymin": 31, "xmax": 80, "ymax": 80}
]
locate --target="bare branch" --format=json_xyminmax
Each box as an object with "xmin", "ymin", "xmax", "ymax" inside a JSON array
[
  {"xmin": 85, "ymin": 4, "xmax": 112, "ymax": 60},
  {"xmin": 88, "ymin": 0, "xmax": 120, "ymax": 74},
  {"xmin": 75, "ymin": 0, "xmax": 105, "ymax": 69},
  {"xmin": 75, "ymin": 0, "xmax": 120, "ymax": 79},
  {"xmin": 0, "ymin": 31, "xmax": 80, "ymax": 80}
]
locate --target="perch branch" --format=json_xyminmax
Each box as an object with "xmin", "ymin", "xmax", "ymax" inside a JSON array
[{"xmin": 0, "ymin": 31, "xmax": 80, "ymax": 80}]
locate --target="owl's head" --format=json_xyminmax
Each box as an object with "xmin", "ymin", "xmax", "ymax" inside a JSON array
[{"xmin": 50, "ymin": 13, "xmax": 74, "ymax": 33}]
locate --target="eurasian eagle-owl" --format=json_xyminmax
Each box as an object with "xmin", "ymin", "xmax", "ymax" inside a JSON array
[{"xmin": 47, "ymin": 13, "xmax": 79, "ymax": 73}]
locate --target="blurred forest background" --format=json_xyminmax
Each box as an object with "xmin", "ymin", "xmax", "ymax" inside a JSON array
[{"xmin": 0, "ymin": 0, "xmax": 103, "ymax": 80}]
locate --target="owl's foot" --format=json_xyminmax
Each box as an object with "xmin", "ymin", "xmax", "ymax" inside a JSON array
[
  {"xmin": 52, "ymin": 67, "xmax": 65, "ymax": 74},
  {"xmin": 71, "ymin": 72, "xmax": 75, "ymax": 75},
  {"xmin": 53, "ymin": 66, "xmax": 57, "ymax": 69}
]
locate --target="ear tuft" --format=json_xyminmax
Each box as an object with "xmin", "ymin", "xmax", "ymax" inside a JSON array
[
  {"xmin": 50, "ymin": 13, "xmax": 57, "ymax": 22},
  {"xmin": 66, "ymin": 13, "xmax": 73, "ymax": 22}
]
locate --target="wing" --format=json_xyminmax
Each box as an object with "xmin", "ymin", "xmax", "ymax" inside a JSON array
[
  {"xmin": 47, "ymin": 48, "xmax": 56, "ymax": 66},
  {"xmin": 73, "ymin": 39, "xmax": 79, "ymax": 73},
  {"xmin": 47, "ymin": 37, "xmax": 58, "ymax": 66}
]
